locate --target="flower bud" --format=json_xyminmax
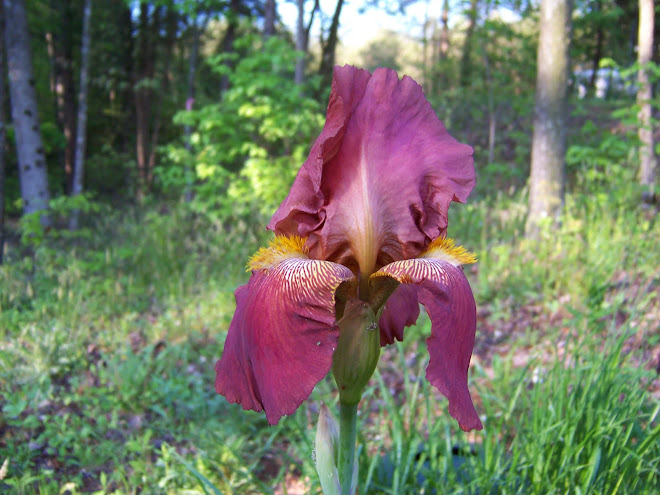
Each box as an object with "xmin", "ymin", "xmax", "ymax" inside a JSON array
[
  {"xmin": 315, "ymin": 403, "xmax": 341, "ymax": 495},
  {"xmin": 332, "ymin": 299, "xmax": 381, "ymax": 405}
]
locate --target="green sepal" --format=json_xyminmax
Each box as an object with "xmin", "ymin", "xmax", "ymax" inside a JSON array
[{"xmin": 332, "ymin": 299, "xmax": 381, "ymax": 405}]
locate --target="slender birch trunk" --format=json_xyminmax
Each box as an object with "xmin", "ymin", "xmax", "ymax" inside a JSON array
[
  {"xmin": 4, "ymin": 0, "xmax": 51, "ymax": 226},
  {"xmin": 637, "ymin": 0, "xmax": 656, "ymax": 203},
  {"xmin": 526, "ymin": 0, "xmax": 573, "ymax": 236},
  {"xmin": 69, "ymin": 0, "xmax": 91, "ymax": 230}
]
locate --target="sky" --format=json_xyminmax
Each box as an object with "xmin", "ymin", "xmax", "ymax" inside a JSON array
[{"xmin": 277, "ymin": 0, "xmax": 444, "ymax": 49}]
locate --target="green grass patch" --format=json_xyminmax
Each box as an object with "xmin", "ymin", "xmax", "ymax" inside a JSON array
[{"xmin": 0, "ymin": 190, "xmax": 658, "ymax": 493}]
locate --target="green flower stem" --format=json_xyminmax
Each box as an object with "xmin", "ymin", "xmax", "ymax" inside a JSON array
[{"xmin": 338, "ymin": 400, "xmax": 358, "ymax": 495}]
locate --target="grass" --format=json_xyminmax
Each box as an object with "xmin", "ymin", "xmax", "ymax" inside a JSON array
[{"xmin": 0, "ymin": 182, "xmax": 659, "ymax": 493}]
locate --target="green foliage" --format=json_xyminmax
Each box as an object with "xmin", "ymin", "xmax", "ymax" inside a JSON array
[
  {"xmin": 18, "ymin": 194, "xmax": 100, "ymax": 249},
  {"xmin": 431, "ymin": 17, "xmax": 537, "ymax": 196},
  {"xmin": 160, "ymin": 34, "xmax": 323, "ymax": 220},
  {"xmin": 359, "ymin": 31, "xmax": 402, "ymax": 72},
  {"xmin": 85, "ymin": 145, "xmax": 136, "ymax": 200},
  {"xmin": 3, "ymin": 5, "xmax": 660, "ymax": 491},
  {"xmin": 567, "ymin": 120, "xmax": 633, "ymax": 189},
  {"xmin": 2, "ymin": 178, "xmax": 658, "ymax": 493},
  {"xmin": 572, "ymin": 0, "xmax": 636, "ymax": 73},
  {"xmin": 0, "ymin": 203, "xmax": 274, "ymax": 493}
]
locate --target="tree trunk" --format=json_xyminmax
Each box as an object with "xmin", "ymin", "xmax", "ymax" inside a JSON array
[
  {"xmin": 0, "ymin": 1, "xmax": 6, "ymax": 263},
  {"xmin": 4, "ymin": 0, "xmax": 51, "ymax": 225},
  {"xmin": 319, "ymin": 0, "xmax": 345, "ymax": 91},
  {"xmin": 459, "ymin": 0, "xmax": 478, "ymax": 87},
  {"xmin": 69, "ymin": 0, "xmax": 91, "ymax": 230},
  {"xmin": 588, "ymin": 1, "xmax": 604, "ymax": 93},
  {"xmin": 638, "ymin": 0, "xmax": 656, "ymax": 203},
  {"xmin": 183, "ymin": 11, "xmax": 211, "ymax": 202},
  {"xmin": 219, "ymin": 0, "xmax": 242, "ymax": 95},
  {"xmin": 48, "ymin": 0, "xmax": 77, "ymax": 194},
  {"xmin": 146, "ymin": 5, "xmax": 178, "ymax": 188},
  {"xmin": 481, "ymin": 39, "xmax": 496, "ymax": 165},
  {"xmin": 184, "ymin": 15, "xmax": 200, "ymax": 167},
  {"xmin": 295, "ymin": 0, "xmax": 319, "ymax": 86},
  {"xmin": 264, "ymin": 0, "xmax": 276, "ymax": 37},
  {"xmin": 119, "ymin": 3, "xmax": 134, "ymax": 187},
  {"xmin": 183, "ymin": 11, "xmax": 200, "ymax": 203},
  {"xmin": 295, "ymin": 0, "xmax": 306, "ymax": 84},
  {"xmin": 134, "ymin": 2, "xmax": 160, "ymax": 199},
  {"xmin": 440, "ymin": 0, "xmax": 450, "ymax": 59},
  {"xmin": 526, "ymin": 0, "xmax": 573, "ymax": 236}
]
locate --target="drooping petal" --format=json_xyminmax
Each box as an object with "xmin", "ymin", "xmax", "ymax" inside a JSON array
[
  {"xmin": 370, "ymin": 238, "xmax": 482, "ymax": 431},
  {"xmin": 378, "ymin": 284, "xmax": 420, "ymax": 346},
  {"xmin": 269, "ymin": 65, "xmax": 475, "ymax": 279},
  {"xmin": 215, "ymin": 237, "xmax": 356, "ymax": 425}
]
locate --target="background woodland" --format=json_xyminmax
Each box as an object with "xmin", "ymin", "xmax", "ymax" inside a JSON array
[{"xmin": 0, "ymin": 0, "xmax": 659, "ymax": 493}]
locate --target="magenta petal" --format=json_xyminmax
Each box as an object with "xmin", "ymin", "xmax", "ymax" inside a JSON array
[
  {"xmin": 373, "ymin": 259, "xmax": 482, "ymax": 431},
  {"xmin": 378, "ymin": 284, "xmax": 420, "ymax": 346},
  {"xmin": 269, "ymin": 65, "xmax": 475, "ymax": 276},
  {"xmin": 215, "ymin": 258, "xmax": 355, "ymax": 425},
  {"xmin": 418, "ymin": 278, "xmax": 482, "ymax": 432},
  {"xmin": 268, "ymin": 66, "xmax": 372, "ymax": 240}
]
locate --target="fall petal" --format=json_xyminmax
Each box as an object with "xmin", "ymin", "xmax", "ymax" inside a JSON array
[
  {"xmin": 269, "ymin": 65, "xmax": 475, "ymax": 277},
  {"xmin": 378, "ymin": 284, "xmax": 420, "ymax": 346},
  {"xmin": 372, "ymin": 255, "xmax": 482, "ymax": 431},
  {"xmin": 215, "ymin": 252, "xmax": 356, "ymax": 425}
]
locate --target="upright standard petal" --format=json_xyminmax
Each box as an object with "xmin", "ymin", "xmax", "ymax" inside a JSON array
[
  {"xmin": 215, "ymin": 237, "xmax": 356, "ymax": 425},
  {"xmin": 269, "ymin": 65, "xmax": 475, "ymax": 280},
  {"xmin": 268, "ymin": 66, "xmax": 372, "ymax": 240},
  {"xmin": 370, "ymin": 238, "xmax": 482, "ymax": 431}
]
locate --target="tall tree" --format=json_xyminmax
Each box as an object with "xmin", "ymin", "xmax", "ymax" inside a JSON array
[
  {"xmin": 637, "ymin": 0, "xmax": 655, "ymax": 203},
  {"xmin": 4, "ymin": 0, "xmax": 51, "ymax": 225},
  {"xmin": 587, "ymin": 0, "xmax": 604, "ymax": 92},
  {"xmin": 219, "ymin": 0, "xmax": 243, "ymax": 95},
  {"xmin": 183, "ymin": 6, "xmax": 211, "ymax": 201},
  {"xmin": 0, "ymin": 0, "xmax": 6, "ymax": 263},
  {"xmin": 134, "ymin": 2, "xmax": 160, "ymax": 199},
  {"xmin": 318, "ymin": 0, "xmax": 345, "ymax": 91},
  {"xmin": 133, "ymin": 2, "xmax": 178, "ymax": 198},
  {"xmin": 526, "ymin": 0, "xmax": 573, "ymax": 235},
  {"xmin": 264, "ymin": 0, "xmax": 276, "ymax": 37},
  {"xmin": 69, "ymin": 0, "xmax": 91, "ymax": 230},
  {"xmin": 295, "ymin": 0, "xmax": 318, "ymax": 85},
  {"xmin": 440, "ymin": 0, "xmax": 450, "ymax": 59},
  {"xmin": 46, "ymin": 0, "xmax": 77, "ymax": 193},
  {"xmin": 459, "ymin": 0, "xmax": 479, "ymax": 87}
]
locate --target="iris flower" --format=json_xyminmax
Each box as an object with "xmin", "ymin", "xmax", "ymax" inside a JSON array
[{"xmin": 215, "ymin": 65, "xmax": 482, "ymax": 433}]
